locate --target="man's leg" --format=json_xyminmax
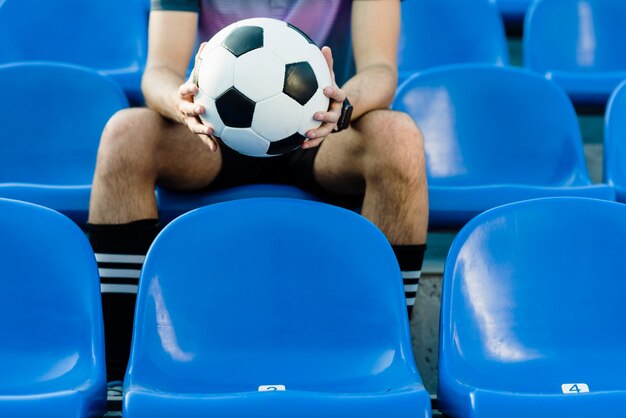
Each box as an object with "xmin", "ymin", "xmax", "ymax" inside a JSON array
[
  {"xmin": 88, "ymin": 108, "xmax": 222, "ymax": 380},
  {"xmin": 313, "ymin": 110, "xmax": 428, "ymax": 317}
]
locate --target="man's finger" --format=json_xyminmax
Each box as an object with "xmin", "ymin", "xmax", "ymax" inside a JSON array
[
  {"xmin": 314, "ymin": 110, "xmax": 340, "ymax": 124},
  {"xmin": 179, "ymin": 83, "xmax": 199, "ymax": 97},
  {"xmin": 321, "ymin": 46, "xmax": 336, "ymax": 85},
  {"xmin": 323, "ymin": 86, "xmax": 346, "ymax": 103},
  {"xmin": 180, "ymin": 101, "xmax": 205, "ymax": 117}
]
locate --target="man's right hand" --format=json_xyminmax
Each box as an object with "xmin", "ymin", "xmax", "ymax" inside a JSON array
[{"xmin": 177, "ymin": 42, "xmax": 218, "ymax": 152}]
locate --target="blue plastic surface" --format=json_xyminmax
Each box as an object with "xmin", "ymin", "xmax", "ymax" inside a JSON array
[
  {"xmin": 0, "ymin": 62, "xmax": 128, "ymax": 224},
  {"xmin": 524, "ymin": 0, "xmax": 626, "ymax": 106},
  {"xmin": 398, "ymin": 0, "xmax": 509, "ymax": 83},
  {"xmin": 495, "ymin": 0, "xmax": 531, "ymax": 22},
  {"xmin": 393, "ymin": 64, "xmax": 614, "ymax": 228},
  {"xmin": 124, "ymin": 198, "xmax": 431, "ymax": 418},
  {"xmin": 0, "ymin": 198, "xmax": 106, "ymax": 417},
  {"xmin": 0, "ymin": 0, "xmax": 148, "ymax": 103},
  {"xmin": 603, "ymin": 80, "xmax": 626, "ymax": 202},
  {"xmin": 157, "ymin": 184, "xmax": 320, "ymax": 224},
  {"xmin": 438, "ymin": 197, "xmax": 626, "ymax": 417}
]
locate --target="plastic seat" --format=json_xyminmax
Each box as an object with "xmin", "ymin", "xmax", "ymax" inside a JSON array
[
  {"xmin": 0, "ymin": 0, "xmax": 148, "ymax": 104},
  {"xmin": 393, "ymin": 64, "xmax": 614, "ymax": 229},
  {"xmin": 495, "ymin": 0, "xmax": 531, "ymax": 24},
  {"xmin": 0, "ymin": 198, "xmax": 106, "ymax": 417},
  {"xmin": 398, "ymin": 0, "xmax": 509, "ymax": 83},
  {"xmin": 524, "ymin": 0, "xmax": 626, "ymax": 106},
  {"xmin": 0, "ymin": 62, "xmax": 128, "ymax": 224},
  {"xmin": 438, "ymin": 197, "xmax": 626, "ymax": 417},
  {"xmin": 124, "ymin": 198, "xmax": 431, "ymax": 418},
  {"xmin": 603, "ymin": 79, "xmax": 626, "ymax": 202},
  {"xmin": 157, "ymin": 184, "xmax": 320, "ymax": 224}
]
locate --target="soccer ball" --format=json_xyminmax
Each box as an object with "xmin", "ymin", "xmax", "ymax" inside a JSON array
[{"xmin": 193, "ymin": 18, "xmax": 331, "ymax": 157}]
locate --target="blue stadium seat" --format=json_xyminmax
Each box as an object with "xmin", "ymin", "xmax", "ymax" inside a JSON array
[
  {"xmin": 124, "ymin": 198, "xmax": 431, "ymax": 418},
  {"xmin": 393, "ymin": 64, "xmax": 614, "ymax": 228},
  {"xmin": 157, "ymin": 184, "xmax": 320, "ymax": 224},
  {"xmin": 438, "ymin": 197, "xmax": 626, "ymax": 417},
  {"xmin": 524, "ymin": 0, "xmax": 626, "ymax": 106},
  {"xmin": 603, "ymin": 79, "xmax": 626, "ymax": 202},
  {"xmin": 398, "ymin": 0, "xmax": 509, "ymax": 83},
  {"xmin": 0, "ymin": 198, "xmax": 106, "ymax": 417},
  {"xmin": 0, "ymin": 0, "xmax": 148, "ymax": 104},
  {"xmin": 0, "ymin": 62, "xmax": 128, "ymax": 224},
  {"xmin": 495, "ymin": 0, "xmax": 531, "ymax": 24}
]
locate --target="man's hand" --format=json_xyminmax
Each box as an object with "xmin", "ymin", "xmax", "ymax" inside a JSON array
[
  {"xmin": 303, "ymin": 46, "xmax": 347, "ymax": 149},
  {"xmin": 177, "ymin": 42, "xmax": 219, "ymax": 152}
]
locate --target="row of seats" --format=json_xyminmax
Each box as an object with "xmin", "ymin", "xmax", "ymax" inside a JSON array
[
  {"xmin": 1, "ymin": 0, "xmax": 624, "ymax": 106},
  {"xmin": 0, "ymin": 197, "xmax": 431, "ymax": 418},
  {"xmin": 4, "ymin": 194, "xmax": 626, "ymax": 417},
  {"xmin": 2, "ymin": 61, "xmax": 625, "ymax": 229},
  {"xmin": 399, "ymin": 0, "xmax": 626, "ymax": 106}
]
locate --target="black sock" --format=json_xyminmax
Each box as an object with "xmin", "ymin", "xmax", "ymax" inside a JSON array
[
  {"xmin": 392, "ymin": 244, "xmax": 426, "ymax": 320},
  {"xmin": 87, "ymin": 219, "xmax": 161, "ymax": 382}
]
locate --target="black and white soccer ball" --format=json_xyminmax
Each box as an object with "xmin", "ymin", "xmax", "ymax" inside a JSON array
[{"xmin": 193, "ymin": 17, "xmax": 331, "ymax": 157}]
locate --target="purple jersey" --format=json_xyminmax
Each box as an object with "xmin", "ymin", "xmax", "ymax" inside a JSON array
[{"xmin": 152, "ymin": 0, "xmax": 355, "ymax": 85}]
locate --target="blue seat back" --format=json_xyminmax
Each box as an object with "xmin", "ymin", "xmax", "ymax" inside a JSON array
[
  {"xmin": 128, "ymin": 198, "xmax": 417, "ymax": 393},
  {"xmin": 0, "ymin": 0, "xmax": 148, "ymax": 73},
  {"xmin": 0, "ymin": 198, "xmax": 105, "ymax": 394},
  {"xmin": 393, "ymin": 65, "xmax": 591, "ymax": 187},
  {"xmin": 0, "ymin": 62, "xmax": 128, "ymax": 185},
  {"xmin": 440, "ymin": 197, "xmax": 626, "ymax": 395},
  {"xmin": 524, "ymin": 0, "xmax": 626, "ymax": 73},
  {"xmin": 399, "ymin": 0, "xmax": 508, "ymax": 80},
  {"xmin": 604, "ymin": 80, "xmax": 626, "ymax": 199}
]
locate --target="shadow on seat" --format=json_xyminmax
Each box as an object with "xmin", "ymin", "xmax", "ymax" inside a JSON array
[
  {"xmin": 603, "ymin": 80, "xmax": 626, "ymax": 202},
  {"xmin": 0, "ymin": 198, "xmax": 106, "ymax": 417},
  {"xmin": 438, "ymin": 197, "xmax": 626, "ymax": 417},
  {"xmin": 393, "ymin": 64, "xmax": 614, "ymax": 229},
  {"xmin": 124, "ymin": 198, "xmax": 431, "ymax": 418}
]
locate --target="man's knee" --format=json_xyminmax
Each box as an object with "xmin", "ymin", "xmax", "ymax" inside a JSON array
[
  {"xmin": 356, "ymin": 110, "xmax": 426, "ymax": 181},
  {"xmin": 96, "ymin": 108, "xmax": 162, "ymax": 178}
]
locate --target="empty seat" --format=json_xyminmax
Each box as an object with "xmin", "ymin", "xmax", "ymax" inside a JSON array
[
  {"xmin": 398, "ymin": 0, "xmax": 509, "ymax": 83},
  {"xmin": 0, "ymin": 198, "xmax": 106, "ymax": 417},
  {"xmin": 438, "ymin": 197, "xmax": 626, "ymax": 417},
  {"xmin": 603, "ymin": 79, "xmax": 626, "ymax": 202},
  {"xmin": 124, "ymin": 198, "xmax": 431, "ymax": 418},
  {"xmin": 0, "ymin": 62, "xmax": 129, "ymax": 224},
  {"xmin": 392, "ymin": 64, "xmax": 613, "ymax": 228},
  {"xmin": 0, "ymin": 0, "xmax": 148, "ymax": 104},
  {"xmin": 524, "ymin": 0, "xmax": 626, "ymax": 106}
]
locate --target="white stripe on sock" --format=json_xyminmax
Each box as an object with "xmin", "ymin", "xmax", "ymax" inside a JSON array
[
  {"xmin": 406, "ymin": 297, "xmax": 416, "ymax": 306},
  {"xmin": 101, "ymin": 284, "xmax": 138, "ymax": 294},
  {"xmin": 98, "ymin": 268, "xmax": 141, "ymax": 279},
  {"xmin": 402, "ymin": 270, "xmax": 421, "ymax": 279},
  {"xmin": 95, "ymin": 253, "xmax": 145, "ymax": 264},
  {"xmin": 404, "ymin": 284, "xmax": 419, "ymax": 293}
]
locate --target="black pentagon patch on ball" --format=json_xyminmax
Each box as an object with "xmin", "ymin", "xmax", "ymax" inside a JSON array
[
  {"xmin": 267, "ymin": 132, "xmax": 307, "ymax": 156},
  {"xmin": 215, "ymin": 87, "xmax": 256, "ymax": 128},
  {"xmin": 283, "ymin": 62, "xmax": 318, "ymax": 106},
  {"xmin": 223, "ymin": 26, "xmax": 264, "ymax": 57},
  {"xmin": 287, "ymin": 22, "xmax": 315, "ymax": 45}
]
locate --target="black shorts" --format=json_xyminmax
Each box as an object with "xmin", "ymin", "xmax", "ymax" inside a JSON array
[{"xmin": 210, "ymin": 143, "xmax": 322, "ymax": 192}]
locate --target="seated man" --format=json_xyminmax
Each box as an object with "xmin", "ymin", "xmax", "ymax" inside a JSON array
[{"xmin": 87, "ymin": 0, "xmax": 428, "ymax": 381}]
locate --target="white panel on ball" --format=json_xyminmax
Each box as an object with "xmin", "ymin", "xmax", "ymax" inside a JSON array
[
  {"xmin": 298, "ymin": 88, "xmax": 329, "ymax": 136},
  {"xmin": 195, "ymin": 88, "xmax": 226, "ymax": 138},
  {"xmin": 263, "ymin": 22, "xmax": 312, "ymax": 64},
  {"xmin": 197, "ymin": 47, "xmax": 237, "ymax": 100},
  {"xmin": 252, "ymin": 94, "xmax": 303, "ymax": 142},
  {"xmin": 221, "ymin": 127, "xmax": 271, "ymax": 157},
  {"xmin": 307, "ymin": 44, "xmax": 332, "ymax": 91},
  {"xmin": 234, "ymin": 48, "xmax": 285, "ymax": 102}
]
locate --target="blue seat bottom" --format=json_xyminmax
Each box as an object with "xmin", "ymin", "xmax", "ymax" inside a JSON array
[{"xmin": 0, "ymin": 389, "xmax": 106, "ymax": 418}]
